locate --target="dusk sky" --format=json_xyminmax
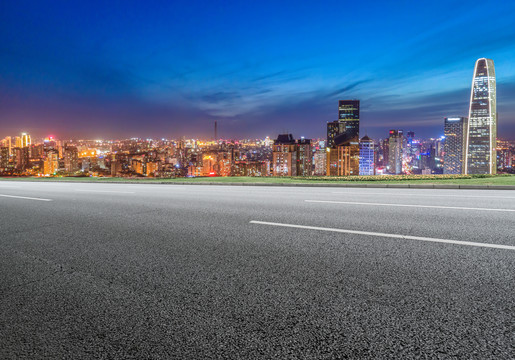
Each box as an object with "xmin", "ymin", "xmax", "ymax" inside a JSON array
[{"xmin": 1, "ymin": 0, "xmax": 515, "ymax": 140}]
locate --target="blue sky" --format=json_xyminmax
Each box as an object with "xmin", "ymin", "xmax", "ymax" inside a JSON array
[{"xmin": 1, "ymin": 0, "xmax": 515, "ymax": 140}]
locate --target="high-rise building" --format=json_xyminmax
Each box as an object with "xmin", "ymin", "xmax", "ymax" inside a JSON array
[
  {"xmin": 1, "ymin": 147, "xmax": 10, "ymax": 169},
  {"xmin": 327, "ymin": 100, "xmax": 360, "ymax": 148},
  {"xmin": 326, "ymin": 100, "xmax": 360, "ymax": 176},
  {"xmin": 43, "ymin": 151, "xmax": 59, "ymax": 175},
  {"xmin": 359, "ymin": 136, "xmax": 374, "ymax": 175},
  {"xmin": 326, "ymin": 142, "xmax": 360, "ymax": 176},
  {"xmin": 444, "ymin": 117, "xmax": 468, "ymax": 174},
  {"xmin": 465, "ymin": 58, "xmax": 497, "ymax": 174},
  {"xmin": 313, "ymin": 148, "xmax": 327, "ymax": 176},
  {"xmin": 21, "ymin": 133, "xmax": 31, "ymax": 148},
  {"xmin": 2, "ymin": 137, "xmax": 12, "ymax": 156},
  {"xmin": 272, "ymin": 134, "xmax": 312, "ymax": 176},
  {"xmin": 496, "ymin": 139, "xmax": 512, "ymax": 170},
  {"xmin": 64, "ymin": 147, "xmax": 79, "ymax": 172},
  {"xmin": 14, "ymin": 147, "xmax": 30, "ymax": 170},
  {"xmin": 388, "ymin": 130, "xmax": 404, "ymax": 174}
]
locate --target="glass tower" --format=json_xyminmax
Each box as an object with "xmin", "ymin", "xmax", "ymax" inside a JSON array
[
  {"xmin": 327, "ymin": 100, "xmax": 360, "ymax": 148},
  {"xmin": 465, "ymin": 58, "xmax": 497, "ymax": 174}
]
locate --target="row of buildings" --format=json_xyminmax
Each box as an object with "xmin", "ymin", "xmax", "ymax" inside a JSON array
[
  {"xmin": 271, "ymin": 58, "xmax": 502, "ymax": 177},
  {"xmin": 1, "ymin": 59, "xmax": 512, "ymax": 178}
]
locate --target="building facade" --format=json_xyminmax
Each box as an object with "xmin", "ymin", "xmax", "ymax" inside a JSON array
[
  {"xmin": 327, "ymin": 100, "xmax": 360, "ymax": 148},
  {"xmin": 272, "ymin": 134, "xmax": 312, "ymax": 176},
  {"xmin": 444, "ymin": 117, "xmax": 468, "ymax": 174},
  {"xmin": 388, "ymin": 130, "xmax": 404, "ymax": 175},
  {"xmin": 466, "ymin": 58, "xmax": 497, "ymax": 174},
  {"xmin": 359, "ymin": 136, "xmax": 374, "ymax": 175}
]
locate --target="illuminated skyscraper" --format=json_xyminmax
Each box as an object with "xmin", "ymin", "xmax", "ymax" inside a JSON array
[
  {"xmin": 444, "ymin": 117, "xmax": 468, "ymax": 174},
  {"xmin": 465, "ymin": 58, "xmax": 497, "ymax": 174},
  {"xmin": 43, "ymin": 151, "xmax": 59, "ymax": 175},
  {"xmin": 21, "ymin": 133, "xmax": 31, "ymax": 148},
  {"xmin": 272, "ymin": 134, "xmax": 313, "ymax": 176},
  {"xmin": 359, "ymin": 136, "xmax": 374, "ymax": 175},
  {"xmin": 64, "ymin": 147, "xmax": 79, "ymax": 172},
  {"xmin": 327, "ymin": 100, "xmax": 360, "ymax": 148},
  {"xmin": 388, "ymin": 130, "xmax": 404, "ymax": 175}
]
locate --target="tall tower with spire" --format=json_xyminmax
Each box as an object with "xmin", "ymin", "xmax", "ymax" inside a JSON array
[{"xmin": 465, "ymin": 58, "xmax": 497, "ymax": 174}]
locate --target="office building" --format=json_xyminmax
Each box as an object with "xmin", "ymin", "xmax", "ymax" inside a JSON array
[
  {"xmin": 359, "ymin": 136, "xmax": 374, "ymax": 175},
  {"xmin": 444, "ymin": 117, "xmax": 468, "ymax": 174},
  {"xmin": 64, "ymin": 147, "xmax": 79, "ymax": 172},
  {"xmin": 388, "ymin": 130, "xmax": 404, "ymax": 175},
  {"xmin": 327, "ymin": 100, "xmax": 360, "ymax": 148},
  {"xmin": 43, "ymin": 151, "xmax": 59, "ymax": 175},
  {"xmin": 466, "ymin": 58, "xmax": 497, "ymax": 174},
  {"xmin": 272, "ymin": 134, "xmax": 313, "ymax": 176}
]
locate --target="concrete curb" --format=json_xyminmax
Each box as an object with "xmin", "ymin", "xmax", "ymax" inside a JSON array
[{"xmin": 2, "ymin": 179, "xmax": 515, "ymax": 190}]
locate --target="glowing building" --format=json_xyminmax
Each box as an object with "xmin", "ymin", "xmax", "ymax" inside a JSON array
[
  {"xmin": 272, "ymin": 134, "xmax": 312, "ymax": 176},
  {"xmin": 359, "ymin": 136, "xmax": 374, "ymax": 175},
  {"xmin": 388, "ymin": 130, "xmax": 404, "ymax": 175},
  {"xmin": 327, "ymin": 100, "xmax": 360, "ymax": 148},
  {"xmin": 465, "ymin": 58, "xmax": 497, "ymax": 174},
  {"xmin": 443, "ymin": 117, "xmax": 468, "ymax": 174}
]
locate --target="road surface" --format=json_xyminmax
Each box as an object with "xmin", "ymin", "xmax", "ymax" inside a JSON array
[{"xmin": 1, "ymin": 181, "xmax": 514, "ymax": 358}]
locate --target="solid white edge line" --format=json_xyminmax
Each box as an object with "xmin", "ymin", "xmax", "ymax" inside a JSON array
[
  {"xmin": 249, "ymin": 220, "xmax": 515, "ymax": 251},
  {"xmin": 0, "ymin": 194, "xmax": 53, "ymax": 201},
  {"xmin": 305, "ymin": 200, "xmax": 515, "ymax": 212}
]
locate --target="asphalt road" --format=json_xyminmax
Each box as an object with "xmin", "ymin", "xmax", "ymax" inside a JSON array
[{"xmin": 1, "ymin": 181, "xmax": 514, "ymax": 359}]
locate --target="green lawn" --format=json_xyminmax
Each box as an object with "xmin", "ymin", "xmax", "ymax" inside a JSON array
[{"xmin": 1, "ymin": 175, "xmax": 515, "ymax": 185}]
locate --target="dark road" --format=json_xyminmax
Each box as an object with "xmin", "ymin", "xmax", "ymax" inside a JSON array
[{"xmin": 1, "ymin": 181, "xmax": 514, "ymax": 358}]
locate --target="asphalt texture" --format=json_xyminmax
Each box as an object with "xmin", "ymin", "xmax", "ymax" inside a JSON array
[{"xmin": 1, "ymin": 181, "xmax": 514, "ymax": 359}]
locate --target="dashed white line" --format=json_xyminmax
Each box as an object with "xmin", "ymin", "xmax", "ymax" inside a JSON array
[
  {"xmin": 0, "ymin": 194, "xmax": 53, "ymax": 201},
  {"xmin": 249, "ymin": 220, "xmax": 515, "ymax": 251},
  {"xmin": 305, "ymin": 200, "xmax": 515, "ymax": 212}
]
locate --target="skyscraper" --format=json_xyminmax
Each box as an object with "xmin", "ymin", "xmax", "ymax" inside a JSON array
[
  {"xmin": 21, "ymin": 132, "xmax": 31, "ymax": 148},
  {"xmin": 465, "ymin": 58, "xmax": 497, "ymax": 174},
  {"xmin": 64, "ymin": 147, "xmax": 79, "ymax": 173},
  {"xmin": 272, "ymin": 134, "xmax": 313, "ymax": 176},
  {"xmin": 359, "ymin": 136, "xmax": 374, "ymax": 175},
  {"xmin": 327, "ymin": 100, "xmax": 360, "ymax": 148},
  {"xmin": 388, "ymin": 130, "xmax": 404, "ymax": 175},
  {"xmin": 444, "ymin": 117, "xmax": 468, "ymax": 174}
]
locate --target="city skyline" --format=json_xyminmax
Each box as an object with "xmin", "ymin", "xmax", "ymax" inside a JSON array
[{"xmin": 1, "ymin": 1, "xmax": 515, "ymax": 140}]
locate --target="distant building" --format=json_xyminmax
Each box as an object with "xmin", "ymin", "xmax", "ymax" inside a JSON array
[
  {"xmin": 44, "ymin": 151, "xmax": 59, "ymax": 175},
  {"xmin": 272, "ymin": 134, "xmax": 312, "ymax": 176},
  {"xmin": 444, "ymin": 117, "xmax": 468, "ymax": 174},
  {"xmin": 21, "ymin": 133, "xmax": 31, "ymax": 148},
  {"xmin": 359, "ymin": 136, "xmax": 374, "ymax": 175},
  {"xmin": 327, "ymin": 100, "xmax": 360, "ymax": 148},
  {"xmin": 14, "ymin": 147, "xmax": 29, "ymax": 170},
  {"xmin": 64, "ymin": 147, "xmax": 79, "ymax": 173},
  {"xmin": 466, "ymin": 58, "xmax": 497, "ymax": 174},
  {"xmin": 313, "ymin": 148, "xmax": 327, "ymax": 176},
  {"xmin": 0, "ymin": 147, "xmax": 9, "ymax": 169},
  {"xmin": 326, "ymin": 141, "xmax": 360, "ymax": 176},
  {"xmin": 388, "ymin": 130, "xmax": 404, "ymax": 174},
  {"xmin": 496, "ymin": 139, "xmax": 512, "ymax": 169}
]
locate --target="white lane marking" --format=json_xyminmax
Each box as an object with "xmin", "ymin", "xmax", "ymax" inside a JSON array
[
  {"xmin": 0, "ymin": 194, "xmax": 53, "ymax": 201},
  {"xmin": 305, "ymin": 200, "xmax": 515, "ymax": 212},
  {"xmin": 250, "ymin": 221, "xmax": 515, "ymax": 251},
  {"xmin": 75, "ymin": 190, "xmax": 135, "ymax": 194},
  {"xmin": 332, "ymin": 191, "xmax": 515, "ymax": 199}
]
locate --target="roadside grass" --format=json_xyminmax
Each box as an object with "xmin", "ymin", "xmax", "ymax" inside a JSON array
[{"xmin": 1, "ymin": 174, "xmax": 514, "ymax": 185}]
